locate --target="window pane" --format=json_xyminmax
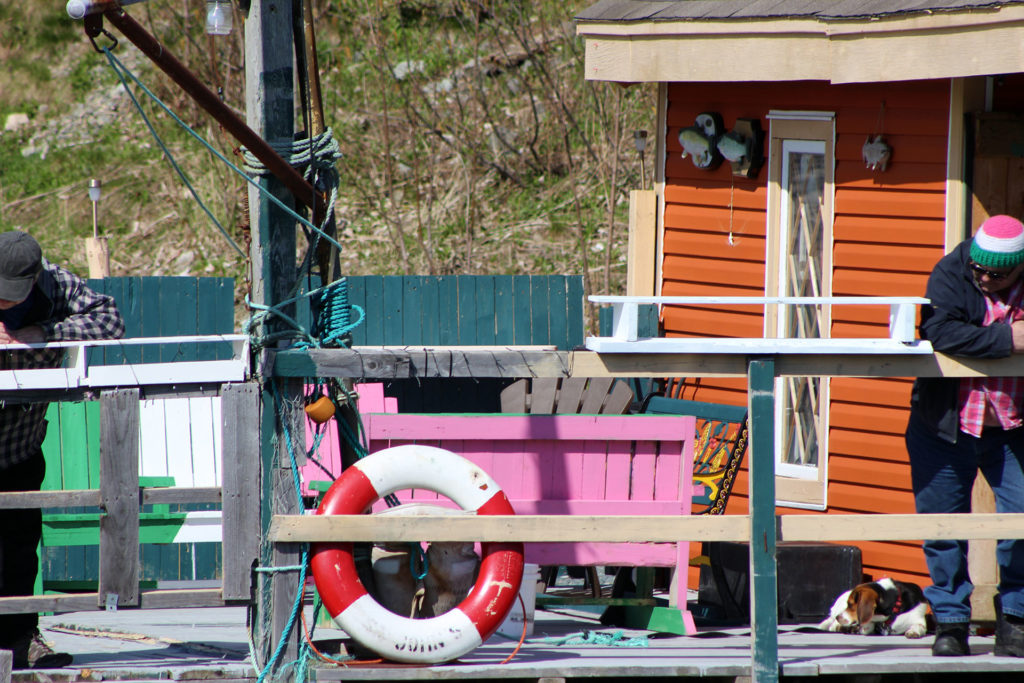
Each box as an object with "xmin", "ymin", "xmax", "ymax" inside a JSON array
[{"xmin": 781, "ymin": 147, "xmax": 825, "ymax": 468}]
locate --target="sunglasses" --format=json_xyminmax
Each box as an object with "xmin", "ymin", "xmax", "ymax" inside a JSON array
[{"xmin": 970, "ymin": 262, "xmax": 1017, "ymax": 281}]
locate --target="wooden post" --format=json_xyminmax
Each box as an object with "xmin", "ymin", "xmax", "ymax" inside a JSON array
[
  {"xmin": 626, "ymin": 189, "xmax": 657, "ymax": 297},
  {"xmin": 221, "ymin": 382, "xmax": 261, "ymax": 602},
  {"xmin": 970, "ymin": 477, "xmax": 998, "ymax": 621},
  {"xmin": 747, "ymin": 358, "xmax": 779, "ymax": 683},
  {"xmin": 85, "ymin": 236, "xmax": 111, "ymax": 278},
  {"xmin": 244, "ymin": 0, "xmax": 301, "ymax": 670},
  {"xmin": 98, "ymin": 388, "xmax": 140, "ymax": 608}
]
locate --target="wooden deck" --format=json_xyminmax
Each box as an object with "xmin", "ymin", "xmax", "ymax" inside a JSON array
[{"xmin": 21, "ymin": 601, "xmax": 1024, "ymax": 682}]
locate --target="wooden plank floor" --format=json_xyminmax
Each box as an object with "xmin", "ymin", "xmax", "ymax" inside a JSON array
[{"xmin": 21, "ymin": 603, "xmax": 1024, "ymax": 682}]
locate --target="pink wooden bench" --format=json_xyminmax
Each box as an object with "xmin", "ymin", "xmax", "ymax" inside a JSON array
[
  {"xmin": 362, "ymin": 411, "xmax": 696, "ymax": 627},
  {"xmin": 301, "ymin": 385, "xmax": 698, "ymax": 633}
]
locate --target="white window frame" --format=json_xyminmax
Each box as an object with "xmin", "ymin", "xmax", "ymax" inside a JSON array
[{"xmin": 764, "ymin": 111, "xmax": 835, "ymax": 510}]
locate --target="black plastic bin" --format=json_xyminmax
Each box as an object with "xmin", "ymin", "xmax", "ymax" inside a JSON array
[{"xmin": 697, "ymin": 541, "xmax": 863, "ymax": 624}]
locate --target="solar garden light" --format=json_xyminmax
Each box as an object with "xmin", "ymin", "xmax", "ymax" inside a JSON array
[{"xmin": 85, "ymin": 179, "xmax": 110, "ymax": 278}]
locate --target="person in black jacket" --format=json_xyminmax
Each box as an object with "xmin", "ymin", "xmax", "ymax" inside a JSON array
[
  {"xmin": 907, "ymin": 214, "xmax": 1024, "ymax": 657},
  {"xmin": 0, "ymin": 231, "xmax": 124, "ymax": 669}
]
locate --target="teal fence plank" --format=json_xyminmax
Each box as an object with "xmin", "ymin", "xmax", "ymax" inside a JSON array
[
  {"xmin": 362, "ymin": 276, "xmax": 385, "ymax": 345},
  {"xmin": 403, "ymin": 276, "xmax": 424, "ymax": 346},
  {"xmin": 567, "ymin": 276, "xmax": 584, "ymax": 349},
  {"xmin": 548, "ymin": 276, "xmax": 568, "ymax": 351},
  {"xmin": 438, "ymin": 277, "xmax": 459, "ymax": 346},
  {"xmin": 475, "ymin": 276, "xmax": 496, "ymax": 346},
  {"xmin": 347, "ymin": 276, "xmax": 368, "ymax": 346},
  {"xmin": 382, "ymin": 276, "xmax": 404, "ymax": 344},
  {"xmin": 420, "ymin": 276, "xmax": 440, "ymax": 346},
  {"xmin": 494, "ymin": 275, "xmax": 514, "ymax": 344},
  {"xmin": 196, "ymin": 277, "xmax": 235, "ymax": 360},
  {"xmin": 456, "ymin": 276, "xmax": 476, "ymax": 345},
  {"xmin": 512, "ymin": 275, "xmax": 532, "ymax": 345},
  {"xmin": 140, "ymin": 277, "xmax": 165, "ymax": 363},
  {"xmin": 529, "ymin": 276, "xmax": 549, "ymax": 346}
]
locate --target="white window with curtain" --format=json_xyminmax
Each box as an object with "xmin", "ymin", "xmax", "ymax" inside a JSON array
[{"xmin": 765, "ymin": 112, "xmax": 835, "ymax": 509}]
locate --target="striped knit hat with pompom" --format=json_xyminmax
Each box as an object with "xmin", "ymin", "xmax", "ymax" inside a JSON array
[{"xmin": 971, "ymin": 215, "xmax": 1024, "ymax": 269}]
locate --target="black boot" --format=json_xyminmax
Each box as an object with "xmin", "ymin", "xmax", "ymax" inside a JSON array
[
  {"xmin": 932, "ymin": 622, "xmax": 971, "ymax": 656},
  {"xmin": 994, "ymin": 594, "xmax": 1024, "ymax": 657}
]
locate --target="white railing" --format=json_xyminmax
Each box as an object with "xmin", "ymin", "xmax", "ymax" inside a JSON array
[
  {"xmin": 587, "ymin": 295, "xmax": 931, "ymax": 352},
  {"xmin": 0, "ymin": 334, "xmax": 249, "ymax": 391}
]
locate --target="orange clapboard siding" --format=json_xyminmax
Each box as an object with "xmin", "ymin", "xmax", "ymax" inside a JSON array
[
  {"xmin": 829, "ymin": 428, "xmax": 910, "ymax": 461},
  {"xmin": 858, "ymin": 541, "xmax": 927, "ymax": 582},
  {"xmin": 838, "ymin": 108, "xmax": 949, "ymax": 137},
  {"xmin": 834, "ymin": 187, "xmax": 946, "ymax": 219},
  {"xmin": 828, "ymin": 482, "xmax": 916, "ymax": 514},
  {"xmin": 831, "ymin": 402, "xmax": 910, "ymax": 435},
  {"xmin": 662, "ymin": 79, "xmax": 947, "ymax": 587},
  {"xmin": 830, "ymin": 378, "xmax": 912, "ymax": 407},
  {"xmin": 830, "ymin": 306, "xmax": 896, "ymax": 327},
  {"xmin": 662, "ymin": 281, "xmax": 765, "ymax": 298},
  {"xmin": 662, "ymin": 307, "xmax": 764, "ymax": 338},
  {"xmin": 835, "ymin": 134, "xmax": 947, "ymax": 165},
  {"xmin": 663, "ymin": 206, "xmax": 766, "ymax": 239},
  {"xmin": 664, "ymin": 183, "xmax": 767, "ymax": 211},
  {"xmin": 662, "ymin": 255, "xmax": 765, "ymax": 290},
  {"xmin": 831, "ymin": 320, "xmax": 891, "ymax": 338},
  {"xmin": 834, "ymin": 242, "xmax": 945, "ymax": 273},
  {"xmin": 829, "ymin": 454, "xmax": 911, "ymax": 488},
  {"xmin": 835, "ymin": 161, "xmax": 946, "ymax": 191},
  {"xmin": 665, "ymin": 81, "xmax": 949, "ymax": 124},
  {"xmin": 663, "ymin": 229, "xmax": 765, "ymax": 261},
  {"xmin": 832, "ymin": 269, "xmax": 931, "ymax": 296},
  {"xmin": 834, "ymin": 215, "xmax": 946, "ymax": 246}
]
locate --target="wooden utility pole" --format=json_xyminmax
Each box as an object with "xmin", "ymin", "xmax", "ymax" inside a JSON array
[{"xmin": 244, "ymin": 0, "xmax": 302, "ymax": 672}]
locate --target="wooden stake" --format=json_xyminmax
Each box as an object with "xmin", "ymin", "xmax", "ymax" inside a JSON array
[{"xmin": 85, "ymin": 236, "xmax": 111, "ymax": 278}]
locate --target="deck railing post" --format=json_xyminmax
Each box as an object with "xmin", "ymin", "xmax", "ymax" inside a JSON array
[
  {"xmin": 98, "ymin": 388, "xmax": 141, "ymax": 608},
  {"xmin": 747, "ymin": 358, "xmax": 779, "ymax": 683},
  {"xmin": 221, "ymin": 382, "xmax": 261, "ymax": 602}
]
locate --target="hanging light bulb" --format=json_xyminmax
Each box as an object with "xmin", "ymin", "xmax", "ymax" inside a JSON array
[
  {"xmin": 88, "ymin": 179, "xmax": 101, "ymax": 239},
  {"xmin": 205, "ymin": 0, "xmax": 233, "ymax": 36}
]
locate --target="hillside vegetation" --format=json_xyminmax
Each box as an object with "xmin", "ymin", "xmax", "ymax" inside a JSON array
[{"xmin": 0, "ymin": 1, "xmax": 654, "ymax": 326}]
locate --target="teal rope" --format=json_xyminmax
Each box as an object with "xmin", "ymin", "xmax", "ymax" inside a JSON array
[
  {"xmin": 256, "ymin": 381, "xmax": 312, "ymax": 683},
  {"xmin": 102, "ymin": 47, "xmax": 245, "ymax": 258},
  {"xmin": 102, "ymin": 47, "xmax": 360, "ymax": 352},
  {"xmin": 542, "ymin": 630, "xmax": 649, "ymax": 648},
  {"xmin": 101, "ymin": 47, "xmax": 344, "ymax": 256},
  {"xmin": 316, "ymin": 279, "xmax": 364, "ymax": 347}
]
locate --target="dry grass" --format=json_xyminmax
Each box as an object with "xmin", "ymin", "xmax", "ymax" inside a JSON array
[{"xmin": 0, "ymin": 0, "xmax": 654, "ymax": 327}]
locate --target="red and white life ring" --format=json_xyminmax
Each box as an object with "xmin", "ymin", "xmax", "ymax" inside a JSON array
[{"xmin": 310, "ymin": 444, "xmax": 524, "ymax": 664}]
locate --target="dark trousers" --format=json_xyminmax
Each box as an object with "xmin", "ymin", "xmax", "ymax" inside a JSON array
[{"xmin": 0, "ymin": 453, "xmax": 44, "ymax": 645}]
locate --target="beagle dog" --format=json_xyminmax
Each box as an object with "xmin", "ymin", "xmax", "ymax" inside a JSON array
[{"xmin": 817, "ymin": 577, "xmax": 930, "ymax": 638}]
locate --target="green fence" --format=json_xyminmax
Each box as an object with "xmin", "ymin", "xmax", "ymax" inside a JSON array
[{"xmin": 40, "ymin": 276, "xmax": 234, "ymax": 591}]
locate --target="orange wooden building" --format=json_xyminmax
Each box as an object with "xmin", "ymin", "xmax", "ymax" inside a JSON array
[{"xmin": 576, "ymin": 0, "xmax": 1024, "ymax": 609}]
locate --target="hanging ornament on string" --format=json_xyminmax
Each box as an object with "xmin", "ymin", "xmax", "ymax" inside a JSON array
[{"xmin": 863, "ymin": 101, "xmax": 892, "ymax": 172}]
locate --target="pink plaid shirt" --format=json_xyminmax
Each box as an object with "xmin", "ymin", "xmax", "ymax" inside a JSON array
[{"xmin": 959, "ymin": 279, "xmax": 1024, "ymax": 437}]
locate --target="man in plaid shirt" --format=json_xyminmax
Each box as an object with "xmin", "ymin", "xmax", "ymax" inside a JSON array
[
  {"xmin": 0, "ymin": 231, "xmax": 124, "ymax": 668},
  {"xmin": 908, "ymin": 215, "xmax": 1024, "ymax": 659}
]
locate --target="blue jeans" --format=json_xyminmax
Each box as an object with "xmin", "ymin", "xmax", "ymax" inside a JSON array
[{"xmin": 906, "ymin": 414, "xmax": 1024, "ymax": 623}]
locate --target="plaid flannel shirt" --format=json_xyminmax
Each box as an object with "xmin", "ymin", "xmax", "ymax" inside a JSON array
[
  {"xmin": 0, "ymin": 259, "xmax": 125, "ymax": 469},
  {"xmin": 958, "ymin": 278, "xmax": 1024, "ymax": 437}
]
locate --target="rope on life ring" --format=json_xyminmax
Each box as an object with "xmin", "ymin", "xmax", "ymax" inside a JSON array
[{"xmin": 310, "ymin": 444, "xmax": 525, "ymax": 664}]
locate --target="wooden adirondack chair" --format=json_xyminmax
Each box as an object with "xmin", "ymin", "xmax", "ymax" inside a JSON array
[
  {"xmin": 499, "ymin": 377, "xmax": 634, "ymax": 415},
  {"xmin": 499, "ymin": 376, "xmax": 635, "ymax": 599}
]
